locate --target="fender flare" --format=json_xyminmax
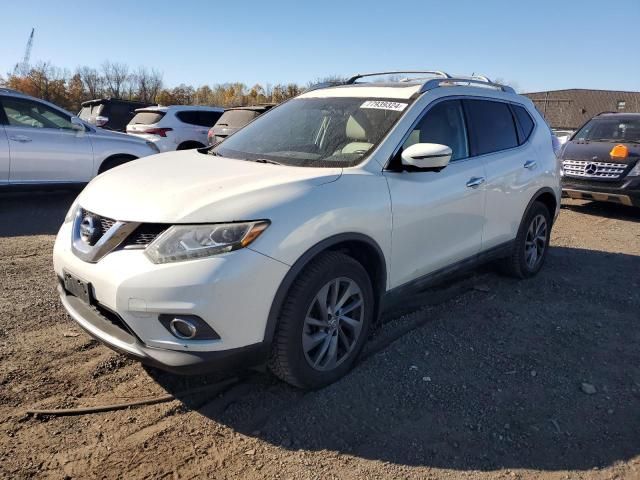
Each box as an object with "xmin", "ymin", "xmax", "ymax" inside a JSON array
[
  {"xmin": 524, "ymin": 186, "xmax": 559, "ymax": 224},
  {"xmin": 262, "ymin": 232, "xmax": 387, "ymax": 346}
]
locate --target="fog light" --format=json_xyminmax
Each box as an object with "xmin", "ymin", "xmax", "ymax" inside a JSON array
[
  {"xmin": 169, "ymin": 318, "xmax": 197, "ymax": 339},
  {"xmin": 158, "ymin": 314, "xmax": 220, "ymax": 340}
]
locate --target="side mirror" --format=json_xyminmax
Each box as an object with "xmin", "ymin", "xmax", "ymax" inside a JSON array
[
  {"xmin": 70, "ymin": 116, "xmax": 86, "ymax": 134},
  {"xmin": 401, "ymin": 143, "xmax": 452, "ymax": 170}
]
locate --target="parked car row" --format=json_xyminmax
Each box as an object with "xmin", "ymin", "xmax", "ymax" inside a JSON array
[
  {"xmin": 0, "ymin": 88, "xmax": 159, "ymax": 187},
  {"xmin": 126, "ymin": 105, "xmax": 224, "ymax": 152},
  {"xmin": 0, "ymin": 87, "xmax": 274, "ymax": 187}
]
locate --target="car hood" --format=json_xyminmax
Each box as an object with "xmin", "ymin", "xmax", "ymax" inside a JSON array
[
  {"xmin": 560, "ymin": 140, "xmax": 640, "ymax": 164},
  {"xmin": 78, "ymin": 150, "xmax": 342, "ymax": 223}
]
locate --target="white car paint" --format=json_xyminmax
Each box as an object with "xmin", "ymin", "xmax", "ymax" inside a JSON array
[
  {"xmin": 53, "ymin": 78, "xmax": 561, "ymax": 374},
  {"xmin": 0, "ymin": 90, "xmax": 159, "ymax": 186},
  {"xmin": 126, "ymin": 105, "xmax": 223, "ymax": 152}
]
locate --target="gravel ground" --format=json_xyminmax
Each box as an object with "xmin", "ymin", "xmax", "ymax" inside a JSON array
[{"xmin": 0, "ymin": 192, "xmax": 639, "ymax": 479}]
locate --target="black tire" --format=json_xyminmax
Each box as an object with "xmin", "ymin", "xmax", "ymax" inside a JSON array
[
  {"xmin": 500, "ymin": 201, "xmax": 552, "ymax": 278},
  {"xmin": 268, "ymin": 251, "xmax": 374, "ymax": 389},
  {"xmin": 98, "ymin": 155, "xmax": 136, "ymax": 174},
  {"xmin": 177, "ymin": 141, "xmax": 205, "ymax": 150}
]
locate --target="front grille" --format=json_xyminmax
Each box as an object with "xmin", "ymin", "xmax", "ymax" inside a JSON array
[
  {"xmin": 93, "ymin": 303, "xmax": 138, "ymax": 339},
  {"xmin": 562, "ymin": 159, "xmax": 627, "ymax": 179},
  {"xmin": 80, "ymin": 209, "xmax": 167, "ymax": 250},
  {"xmin": 99, "ymin": 217, "xmax": 116, "ymax": 234},
  {"xmin": 563, "ymin": 176, "xmax": 626, "ymax": 189},
  {"xmin": 122, "ymin": 224, "xmax": 168, "ymax": 248}
]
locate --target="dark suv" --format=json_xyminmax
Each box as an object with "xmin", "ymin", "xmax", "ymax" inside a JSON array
[
  {"xmin": 559, "ymin": 112, "xmax": 640, "ymax": 207},
  {"xmin": 79, "ymin": 98, "xmax": 153, "ymax": 132},
  {"xmin": 207, "ymin": 104, "xmax": 275, "ymax": 145}
]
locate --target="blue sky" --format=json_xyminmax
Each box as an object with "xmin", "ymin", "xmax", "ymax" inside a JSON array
[{"xmin": 1, "ymin": 0, "xmax": 639, "ymax": 93}]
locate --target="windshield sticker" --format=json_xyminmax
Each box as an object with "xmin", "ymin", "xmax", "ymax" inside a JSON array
[{"xmin": 360, "ymin": 100, "xmax": 408, "ymax": 112}]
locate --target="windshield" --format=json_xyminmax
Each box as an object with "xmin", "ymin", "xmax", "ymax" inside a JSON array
[
  {"xmin": 211, "ymin": 97, "xmax": 408, "ymax": 167},
  {"xmin": 574, "ymin": 117, "xmax": 640, "ymax": 143}
]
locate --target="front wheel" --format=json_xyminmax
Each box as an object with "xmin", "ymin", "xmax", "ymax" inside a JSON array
[
  {"xmin": 501, "ymin": 201, "xmax": 552, "ymax": 278},
  {"xmin": 268, "ymin": 252, "xmax": 374, "ymax": 389}
]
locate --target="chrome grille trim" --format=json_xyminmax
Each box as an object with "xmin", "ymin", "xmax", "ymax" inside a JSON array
[
  {"xmin": 562, "ymin": 159, "xmax": 627, "ymax": 179},
  {"xmin": 72, "ymin": 211, "xmax": 140, "ymax": 263},
  {"xmin": 71, "ymin": 208, "xmax": 167, "ymax": 261}
]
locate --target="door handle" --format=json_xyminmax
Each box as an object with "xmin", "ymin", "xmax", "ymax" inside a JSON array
[
  {"xmin": 524, "ymin": 160, "xmax": 537, "ymax": 169},
  {"xmin": 9, "ymin": 135, "xmax": 32, "ymax": 143},
  {"xmin": 466, "ymin": 176, "xmax": 485, "ymax": 188}
]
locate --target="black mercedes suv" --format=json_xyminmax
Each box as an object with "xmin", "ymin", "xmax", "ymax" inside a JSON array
[{"xmin": 559, "ymin": 113, "xmax": 640, "ymax": 207}]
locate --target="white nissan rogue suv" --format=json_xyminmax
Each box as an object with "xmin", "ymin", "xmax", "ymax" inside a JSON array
[{"xmin": 53, "ymin": 71, "xmax": 561, "ymax": 389}]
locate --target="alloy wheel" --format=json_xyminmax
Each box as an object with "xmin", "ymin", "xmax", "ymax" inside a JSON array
[
  {"xmin": 302, "ymin": 277, "xmax": 364, "ymax": 371},
  {"xmin": 525, "ymin": 214, "xmax": 548, "ymax": 269}
]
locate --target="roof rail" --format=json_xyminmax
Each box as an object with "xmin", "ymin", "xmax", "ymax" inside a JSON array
[
  {"xmin": 346, "ymin": 70, "xmax": 451, "ymax": 84},
  {"xmin": 304, "ymin": 80, "xmax": 347, "ymax": 93},
  {"xmin": 420, "ymin": 77, "xmax": 516, "ymax": 94},
  {"xmin": 0, "ymin": 87, "xmax": 23, "ymax": 95}
]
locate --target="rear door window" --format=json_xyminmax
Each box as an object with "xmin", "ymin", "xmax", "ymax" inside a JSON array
[
  {"xmin": 177, "ymin": 110, "xmax": 224, "ymax": 127},
  {"xmin": 512, "ymin": 105, "xmax": 535, "ymax": 144},
  {"xmin": 464, "ymin": 99, "xmax": 519, "ymax": 155}
]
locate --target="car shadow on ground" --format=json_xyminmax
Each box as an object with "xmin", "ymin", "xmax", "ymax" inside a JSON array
[
  {"xmin": 561, "ymin": 199, "xmax": 639, "ymax": 223},
  {"xmin": 148, "ymin": 245, "xmax": 640, "ymax": 473},
  {"xmin": 0, "ymin": 190, "xmax": 79, "ymax": 237}
]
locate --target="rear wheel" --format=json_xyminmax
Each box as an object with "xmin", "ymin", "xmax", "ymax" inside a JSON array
[
  {"xmin": 98, "ymin": 155, "xmax": 136, "ymax": 174},
  {"xmin": 268, "ymin": 252, "xmax": 374, "ymax": 389},
  {"xmin": 501, "ymin": 201, "xmax": 551, "ymax": 278},
  {"xmin": 177, "ymin": 141, "xmax": 205, "ymax": 150}
]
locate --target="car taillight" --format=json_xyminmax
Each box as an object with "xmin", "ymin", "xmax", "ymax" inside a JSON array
[{"xmin": 136, "ymin": 127, "xmax": 173, "ymax": 137}]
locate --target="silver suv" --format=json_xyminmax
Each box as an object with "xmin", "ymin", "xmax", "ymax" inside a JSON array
[{"xmin": 0, "ymin": 89, "xmax": 159, "ymax": 188}]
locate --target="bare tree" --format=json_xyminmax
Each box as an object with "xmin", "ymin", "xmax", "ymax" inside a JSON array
[
  {"xmin": 27, "ymin": 62, "xmax": 67, "ymax": 104},
  {"xmin": 77, "ymin": 66, "xmax": 103, "ymax": 99},
  {"xmin": 102, "ymin": 61, "xmax": 129, "ymax": 98},
  {"xmin": 135, "ymin": 67, "xmax": 163, "ymax": 103}
]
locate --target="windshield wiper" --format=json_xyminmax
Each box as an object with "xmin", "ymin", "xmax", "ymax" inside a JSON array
[{"xmin": 254, "ymin": 158, "xmax": 283, "ymax": 165}]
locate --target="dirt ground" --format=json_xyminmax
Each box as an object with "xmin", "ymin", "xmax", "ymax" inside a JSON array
[{"xmin": 1, "ymin": 192, "xmax": 639, "ymax": 480}]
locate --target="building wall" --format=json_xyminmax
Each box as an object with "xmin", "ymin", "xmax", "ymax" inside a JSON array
[{"xmin": 524, "ymin": 89, "xmax": 640, "ymax": 130}]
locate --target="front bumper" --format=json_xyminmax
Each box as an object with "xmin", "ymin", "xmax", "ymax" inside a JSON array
[
  {"xmin": 562, "ymin": 176, "xmax": 640, "ymax": 207},
  {"xmin": 58, "ymin": 285, "xmax": 269, "ymax": 373},
  {"xmin": 53, "ymin": 222, "xmax": 289, "ymax": 373}
]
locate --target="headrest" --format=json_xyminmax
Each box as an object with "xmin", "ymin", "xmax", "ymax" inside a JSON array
[{"xmin": 346, "ymin": 116, "xmax": 367, "ymax": 141}]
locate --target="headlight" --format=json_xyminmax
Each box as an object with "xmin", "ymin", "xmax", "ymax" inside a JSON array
[
  {"xmin": 64, "ymin": 200, "xmax": 80, "ymax": 224},
  {"xmin": 145, "ymin": 221, "xmax": 270, "ymax": 264},
  {"xmin": 628, "ymin": 161, "xmax": 640, "ymax": 177}
]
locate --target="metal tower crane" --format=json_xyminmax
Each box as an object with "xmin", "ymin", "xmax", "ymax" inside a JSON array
[{"xmin": 14, "ymin": 28, "xmax": 35, "ymax": 76}]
